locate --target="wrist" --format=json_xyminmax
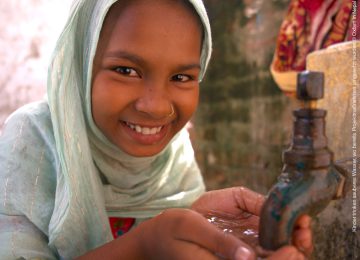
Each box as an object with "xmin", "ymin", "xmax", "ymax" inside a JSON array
[{"xmin": 76, "ymin": 228, "xmax": 145, "ymax": 260}]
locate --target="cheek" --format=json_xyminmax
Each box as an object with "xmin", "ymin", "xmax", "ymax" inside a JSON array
[
  {"xmin": 91, "ymin": 79, "xmax": 110, "ymax": 125},
  {"xmin": 91, "ymin": 75, "xmax": 130, "ymax": 118},
  {"xmin": 175, "ymin": 88, "xmax": 199, "ymax": 123},
  {"xmin": 91, "ymin": 76, "xmax": 122, "ymax": 128},
  {"xmin": 91, "ymin": 82, "xmax": 103, "ymax": 125}
]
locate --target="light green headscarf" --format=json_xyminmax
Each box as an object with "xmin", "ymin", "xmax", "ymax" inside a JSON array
[{"xmin": 46, "ymin": 0, "xmax": 212, "ymax": 257}]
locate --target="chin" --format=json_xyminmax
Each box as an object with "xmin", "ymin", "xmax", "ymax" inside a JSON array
[
  {"xmin": 119, "ymin": 139, "xmax": 170, "ymax": 157},
  {"xmin": 125, "ymin": 147, "xmax": 166, "ymax": 158}
]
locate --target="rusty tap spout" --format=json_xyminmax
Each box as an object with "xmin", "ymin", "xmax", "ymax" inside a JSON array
[{"xmin": 258, "ymin": 71, "xmax": 348, "ymax": 251}]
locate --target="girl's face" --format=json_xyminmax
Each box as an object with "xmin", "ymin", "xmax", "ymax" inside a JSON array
[{"xmin": 91, "ymin": 0, "xmax": 202, "ymax": 157}]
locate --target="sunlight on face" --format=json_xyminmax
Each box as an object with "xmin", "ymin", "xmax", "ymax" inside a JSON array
[{"xmin": 91, "ymin": 0, "xmax": 202, "ymax": 157}]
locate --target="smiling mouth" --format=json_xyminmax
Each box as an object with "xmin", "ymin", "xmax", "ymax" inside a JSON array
[{"xmin": 123, "ymin": 121, "xmax": 164, "ymax": 135}]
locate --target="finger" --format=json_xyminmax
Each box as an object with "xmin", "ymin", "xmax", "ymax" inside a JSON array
[
  {"xmin": 294, "ymin": 215, "xmax": 311, "ymax": 229},
  {"xmin": 267, "ymin": 246, "xmax": 305, "ymax": 260},
  {"xmin": 233, "ymin": 187, "xmax": 265, "ymax": 216},
  {"xmin": 191, "ymin": 188, "xmax": 238, "ymax": 214},
  {"xmin": 191, "ymin": 187, "xmax": 265, "ymax": 216},
  {"xmin": 173, "ymin": 239, "xmax": 254, "ymax": 260},
  {"xmin": 166, "ymin": 240, "xmax": 219, "ymax": 260},
  {"xmin": 292, "ymin": 227, "xmax": 313, "ymax": 256},
  {"xmin": 292, "ymin": 214, "xmax": 313, "ymax": 256},
  {"xmin": 166, "ymin": 209, "xmax": 256, "ymax": 260}
]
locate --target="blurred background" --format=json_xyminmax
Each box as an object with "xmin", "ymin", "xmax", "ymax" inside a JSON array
[
  {"xmin": 0, "ymin": 0, "xmax": 73, "ymax": 127},
  {"xmin": 193, "ymin": 0, "xmax": 293, "ymax": 193}
]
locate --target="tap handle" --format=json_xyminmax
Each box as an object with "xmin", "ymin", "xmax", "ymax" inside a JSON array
[{"xmin": 297, "ymin": 71, "xmax": 324, "ymax": 101}]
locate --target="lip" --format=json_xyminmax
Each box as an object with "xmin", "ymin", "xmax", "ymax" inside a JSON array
[{"xmin": 120, "ymin": 120, "xmax": 170, "ymax": 145}]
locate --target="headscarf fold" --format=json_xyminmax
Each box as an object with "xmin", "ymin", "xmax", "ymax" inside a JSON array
[{"xmin": 46, "ymin": 0, "xmax": 212, "ymax": 257}]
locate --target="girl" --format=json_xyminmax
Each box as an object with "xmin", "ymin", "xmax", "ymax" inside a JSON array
[{"xmin": 0, "ymin": 0, "xmax": 312, "ymax": 259}]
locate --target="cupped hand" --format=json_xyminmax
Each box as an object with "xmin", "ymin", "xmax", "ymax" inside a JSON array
[
  {"xmin": 191, "ymin": 187, "xmax": 313, "ymax": 259},
  {"xmin": 78, "ymin": 207, "xmax": 256, "ymax": 260},
  {"xmin": 136, "ymin": 208, "xmax": 256, "ymax": 260},
  {"xmin": 80, "ymin": 187, "xmax": 311, "ymax": 260}
]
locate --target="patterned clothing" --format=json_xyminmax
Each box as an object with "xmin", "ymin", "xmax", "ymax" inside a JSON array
[
  {"xmin": 108, "ymin": 217, "xmax": 135, "ymax": 238},
  {"xmin": 271, "ymin": 0, "xmax": 359, "ymax": 93}
]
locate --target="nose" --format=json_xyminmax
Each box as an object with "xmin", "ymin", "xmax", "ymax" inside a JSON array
[{"xmin": 134, "ymin": 82, "xmax": 173, "ymax": 120}]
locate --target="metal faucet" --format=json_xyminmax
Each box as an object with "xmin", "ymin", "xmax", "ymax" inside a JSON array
[{"xmin": 258, "ymin": 71, "xmax": 351, "ymax": 250}]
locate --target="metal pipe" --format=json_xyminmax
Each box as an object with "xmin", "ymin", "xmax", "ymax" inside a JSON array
[{"xmin": 258, "ymin": 71, "xmax": 350, "ymax": 250}]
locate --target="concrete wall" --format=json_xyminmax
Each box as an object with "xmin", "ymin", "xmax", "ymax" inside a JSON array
[
  {"xmin": 196, "ymin": 0, "xmax": 293, "ymax": 193},
  {"xmin": 306, "ymin": 42, "xmax": 360, "ymax": 260}
]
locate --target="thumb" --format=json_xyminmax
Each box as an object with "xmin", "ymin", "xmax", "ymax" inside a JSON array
[
  {"xmin": 231, "ymin": 243, "xmax": 256, "ymax": 260},
  {"xmin": 170, "ymin": 209, "xmax": 256, "ymax": 260}
]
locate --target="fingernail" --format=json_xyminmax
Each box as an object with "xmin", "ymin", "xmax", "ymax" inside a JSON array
[{"xmin": 234, "ymin": 246, "xmax": 254, "ymax": 260}]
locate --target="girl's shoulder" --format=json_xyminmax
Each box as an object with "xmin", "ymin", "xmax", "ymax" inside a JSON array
[
  {"xmin": 1, "ymin": 100, "xmax": 56, "ymax": 150},
  {"xmin": 3, "ymin": 100, "xmax": 52, "ymax": 132},
  {"xmin": 0, "ymin": 99, "xmax": 58, "ymax": 166},
  {"xmin": 0, "ymin": 100, "xmax": 58, "ymax": 231}
]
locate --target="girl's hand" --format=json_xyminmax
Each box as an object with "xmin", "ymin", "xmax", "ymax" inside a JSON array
[
  {"xmin": 78, "ymin": 208, "xmax": 256, "ymax": 260},
  {"xmin": 191, "ymin": 187, "xmax": 313, "ymax": 259},
  {"xmin": 80, "ymin": 187, "xmax": 311, "ymax": 260},
  {"xmin": 136, "ymin": 208, "xmax": 256, "ymax": 260}
]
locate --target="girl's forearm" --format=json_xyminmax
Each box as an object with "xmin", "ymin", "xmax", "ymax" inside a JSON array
[{"xmin": 76, "ymin": 229, "xmax": 144, "ymax": 260}]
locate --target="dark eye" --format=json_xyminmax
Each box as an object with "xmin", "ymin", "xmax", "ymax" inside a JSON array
[
  {"xmin": 114, "ymin": 66, "xmax": 139, "ymax": 77},
  {"xmin": 171, "ymin": 74, "xmax": 193, "ymax": 82}
]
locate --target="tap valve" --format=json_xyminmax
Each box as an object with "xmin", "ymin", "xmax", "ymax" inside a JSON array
[{"xmin": 297, "ymin": 71, "xmax": 324, "ymax": 109}]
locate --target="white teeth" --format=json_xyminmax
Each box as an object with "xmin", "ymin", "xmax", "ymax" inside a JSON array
[
  {"xmin": 135, "ymin": 125, "xmax": 142, "ymax": 133},
  {"xmin": 125, "ymin": 122, "xmax": 163, "ymax": 135},
  {"xmin": 142, "ymin": 127, "xmax": 150, "ymax": 135}
]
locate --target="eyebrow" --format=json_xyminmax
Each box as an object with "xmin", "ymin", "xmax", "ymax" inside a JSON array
[
  {"xmin": 105, "ymin": 50, "xmax": 145, "ymax": 65},
  {"xmin": 104, "ymin": 50, "xmax": 201, "ymax": 71}
]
